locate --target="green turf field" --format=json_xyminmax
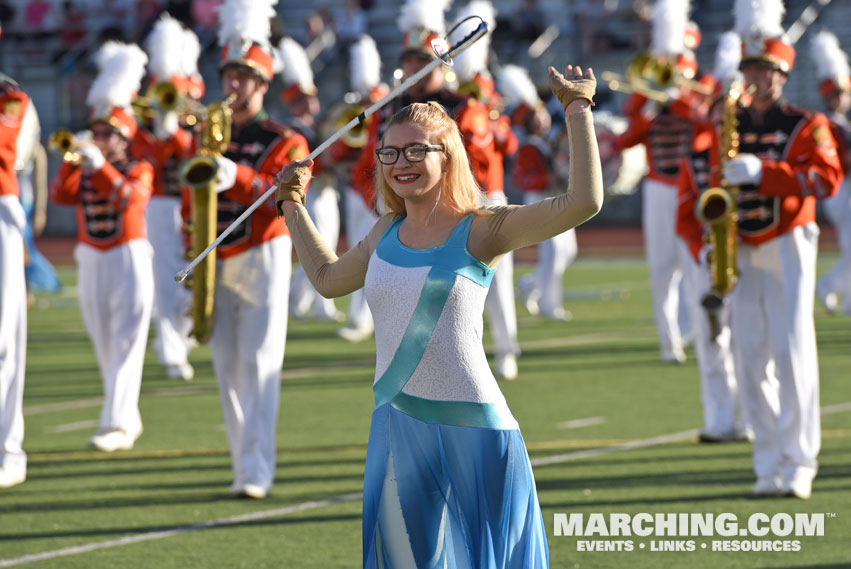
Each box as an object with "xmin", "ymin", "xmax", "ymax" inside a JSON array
[{"xmin": 1, "ymin": 256, "xmax": 848, "ymax": 568}]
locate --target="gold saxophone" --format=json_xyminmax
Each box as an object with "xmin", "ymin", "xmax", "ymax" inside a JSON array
[
  {"xmin": 695, "ymin": 81, "xmax": 743, "ymax": 340},
  {"xmin": 178, "ymin": 94, "xmax": 235, "ymax": 344}
]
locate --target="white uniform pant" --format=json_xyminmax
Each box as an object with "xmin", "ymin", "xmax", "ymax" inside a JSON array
[
  {"xmin": 642, "ymin": 178, "xmax": 689, "ymax": 359},
  {"xmin": 521, "ymin": 191, "xmax": 578, "ymax": 317},
  {"xmin": 0, "ymin": 197, "xmax": 27, "ymax": 476},
  {"xmin": 482, "ymin": 192, "xmax": 519, "ymax": 358},
  {"xmin": 75, "ymin": 240, "xmax": 154, "ymax": 435},
  {"xmin": 146, "ymin": 197, "xmax": 193, "ymax": 366},
  {"xmin": 291, "ymin": 182, "xmax": 340, "ymax": 319},
  {"xmin": 730, "ymin": 224, "xmax": 821, "ymax": 483},
  {"xmin": 343, "ymin": 188, "xmax": 377, "ymax": 330},
  {"xmin": 681, "ymin": 242, "xmax": 740, "ymax": 435},
  {"xmin": 818, "ymin": 180, "xmax": 851, "ymax": 313},
  {"xmin": 210, "ymin": 236, "xmax": 291, "ymax": 489}
]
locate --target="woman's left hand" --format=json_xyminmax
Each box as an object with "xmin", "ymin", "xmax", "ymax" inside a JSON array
[{"xmin": 549, "ymin": 65, "xmax": 596, "ymax": 114}]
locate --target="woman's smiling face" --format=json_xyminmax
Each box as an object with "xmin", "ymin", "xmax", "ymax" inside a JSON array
[{"xmin": 379, "ymin": 122, "xmax": 445, "ymax": 203}]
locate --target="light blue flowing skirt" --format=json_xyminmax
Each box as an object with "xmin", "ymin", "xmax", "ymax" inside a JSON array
[{"xmin": 363, "ymin": 404, "xmax": 549, "ymax": 568}]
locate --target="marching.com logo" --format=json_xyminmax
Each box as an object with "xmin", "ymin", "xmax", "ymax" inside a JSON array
[{"xmin": 553, "ymin": 512, "xmax": 834, "ymax": 552}]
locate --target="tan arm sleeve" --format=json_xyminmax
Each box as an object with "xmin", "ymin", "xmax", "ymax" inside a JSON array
[
  {"xmin": 469, "ymin": 110, "xmax": 603, "ymax": 265},
  {"xmin": 284, "ymin": 205, "xmax": 396, "ymax": 298}
]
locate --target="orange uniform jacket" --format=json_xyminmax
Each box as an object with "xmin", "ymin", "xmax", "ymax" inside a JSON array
[
  {"xmin": 130, "ymin": 127, "xmax": 196, "ymax": 198},
  {"xmin": 349, "ymin": 114, "xmax": 386, "ymax": 211},
  {"xmin": 0, "ymin": 87, "xmax": 29, "ymax": 197},
  {"xmin": 677, "ymin": 103, "xmax": 844, "ymax": 253},
  {"xmin": 512, "ymin": 136, "xmax": 551, "ymax": 193},
  {"xmin": 456, "ymin": 97, "xmax": 501, "ymax": 193},
  {"xmin": 615, "ymin": 93, "xmax": 695, "ymax": 187},
  {"xmin": 214, "ymin": 111, "xmax": 310, "ymax": 259},
  {"xmin": 735, "ymin": 102, "xmax": 843, "ymax": 246},
  {"xmin": 50, "ymin": 159, "xmax": 154, "ymax": 250},
  {"xmin": 489, "ymin": 111, "xmax": 518, "ymax": 193}
]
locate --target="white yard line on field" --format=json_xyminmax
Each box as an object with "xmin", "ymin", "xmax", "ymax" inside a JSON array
[
  {"xmin": 0, "ymin": 493, "xmax": 364, "ymax": 568},
  {"xmin": 44, "ymin": 419, "xmax": 98, "ymax": 433},
  {"xmin": 556, "ymin": 416, "xmax": 607, "ymax": 429},
  {"xmin": 4, "ymin": 400, "xmax": 849, "ymax": 567}
]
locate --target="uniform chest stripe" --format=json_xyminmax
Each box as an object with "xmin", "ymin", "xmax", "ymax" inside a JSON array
[{"xmin": 373, "ymin": 267, "xmax": 455, "ymax": 408}]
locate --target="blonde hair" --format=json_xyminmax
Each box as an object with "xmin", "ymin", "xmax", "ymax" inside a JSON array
[{"xmin": 376, "ymin": 102, "xmax": 484, "ymax": 216}]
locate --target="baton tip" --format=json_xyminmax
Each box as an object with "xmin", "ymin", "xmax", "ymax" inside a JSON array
[{"xmin": 175, "ymin": 270, "xmax": 188, "ymax": 283}]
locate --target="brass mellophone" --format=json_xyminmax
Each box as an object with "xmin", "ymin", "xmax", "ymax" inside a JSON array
[
  {"xmin": 132, "ymin": 81, "xmax": 205, "ymax": 126},
  {"xmin": 320, "ymin": 93, "xmax": 372, "ymax": 149},
  {"xmin": 602, "ymin": 53, "xmax": 714, "ymax": 102}
]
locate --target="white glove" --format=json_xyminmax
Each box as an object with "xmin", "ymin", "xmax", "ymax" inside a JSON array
[
  {"xmin": 152, "ymin": 111, "xmax": 180, "ymax": 139},
  {"xmin": 215, "ymin": 156, "xmax": 238, "ymax": 193},
  {"xmin": 723, "ymin": 154, "xmax": 763, "ymax": 186},
  {"xmin": 78, "ymin": 145, "xmax": 105, "ymax": 172}
]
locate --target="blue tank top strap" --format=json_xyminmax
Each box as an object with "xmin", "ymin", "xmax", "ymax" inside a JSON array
[{"xmin": 445, "ymin": 212, "xmax": 475, "ymax": 247}]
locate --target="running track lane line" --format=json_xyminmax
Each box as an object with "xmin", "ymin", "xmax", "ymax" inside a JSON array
[{"xmin": 1, "ymin": 401, "xmax": 849, "ymax": 567}]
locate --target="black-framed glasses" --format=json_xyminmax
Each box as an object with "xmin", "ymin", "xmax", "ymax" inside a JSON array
[{"xmin": 375, "ymin": 144, "xmax": 445, "ymax": 165}]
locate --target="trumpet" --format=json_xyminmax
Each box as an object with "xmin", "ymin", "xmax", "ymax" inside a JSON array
[{"xmin": 47, "ymin": 129, "xmax": 87, "ymax": 165}]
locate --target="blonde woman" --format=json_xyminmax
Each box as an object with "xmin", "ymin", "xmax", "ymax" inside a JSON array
[{"xmin": 276, "ymin": 65, "xmax": 602, "ymax": 568}]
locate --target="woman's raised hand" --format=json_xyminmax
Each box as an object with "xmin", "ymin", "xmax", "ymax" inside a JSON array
[{"xmin": 548, "ymin": 65, "xmax": 596, "ymax": 114}]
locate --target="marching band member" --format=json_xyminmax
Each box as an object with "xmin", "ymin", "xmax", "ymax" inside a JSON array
[
  {"xmin": 0, "ymin": 43, "xmax": 40, "ymax": 488},
  {"xmin": 600, "ymin": 0, "xmax": 699, "ymax": 364},
  {"xmin": 725, "ymin": 0, "xmax": 843, "ymax": 499},
  {"xmin": 277, "ymin": 36, "xmax": 344, "ymax": 323},
  {"xmin": 500, "ymin": 64, "xmax": 577, "ymax": 322},
  {"xmin": 675, "ymin": 31, "xmax": 748, "ymax": 444},
  {"xmin": 810, "ymin": 31, "xmax": 851, "ymax": 316},
  {"xmin": 49, "ymin": 41, "xmax": 154, "ymax": 453},
  {"xmin": 335, "ymin": 35, "xmax": 387, "ymax": 343},
  {"xmin": 133, "ymin": 13, "xmax": 204, "ymax": 381},
  {"xmin": 208, "ymin": 0, "xmax": 310, "ymax": 499}
]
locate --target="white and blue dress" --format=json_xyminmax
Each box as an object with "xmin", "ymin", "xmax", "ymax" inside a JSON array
[
  {"xmin": 283, "ymin": 110, "xmax": 602, "ymax": 569},
  {"xmin": 361, "ymin": 214, "xmax": 548, "ymax": 568}
]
